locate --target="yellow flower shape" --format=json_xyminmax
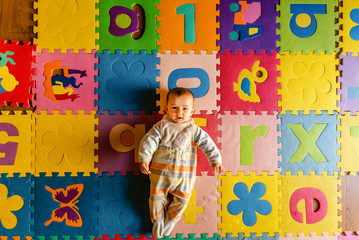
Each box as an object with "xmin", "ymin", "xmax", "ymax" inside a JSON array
[
  {"xmin": 44, "ymin": 0, "xmax": 89, "ymax": 43},
  {"xmin": 0, "ymin": 184, "xmax": 24, "ymax": 229},
  {"xmin": 287, "ymin": 62, "xmax": 332, "ymax": 105},
  {"xmin": 42, "ymin": 121, "xmax": 89, "ymax": 166}
]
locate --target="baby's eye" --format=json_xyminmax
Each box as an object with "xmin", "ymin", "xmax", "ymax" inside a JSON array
[
  {"xmin": 172, "ymin": 106, "xmax": 177, "ymax": 110},
  {"xmin": 183, "ymin": 107, "xmax": 188, "ymax": 111}
]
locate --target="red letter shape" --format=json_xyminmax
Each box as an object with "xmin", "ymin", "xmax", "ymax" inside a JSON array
[{"xmin": 289, "ymin": 187, "xmax": 328, "ymax": 224}]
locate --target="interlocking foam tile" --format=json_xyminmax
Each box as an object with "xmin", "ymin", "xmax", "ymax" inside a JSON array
[
  {"xmin": 0, "ymin": 173, "xmax": 33, "ymax": 237},
  {"xmin": 217, "ymin": 51, "xmax": 280, "ymax": 115},
  {"xmin": 34, "ymin": 0, "xmax": 98, "ymax": 53},
  {"xmin": 337, "ymin": 112, "xmax": 359, "ymax": 174},
  {"xmin": 164, "ymin": 233, "xmax": 219, "ymax": 240},
  {"xmin": 95, "ymin": 50, "xmax": 159, "ymax": 114},
  {"xmin": 218, "ymin": 172, "xmax": 280, "ymax": 237},
  {"xmin": 339, "ymin": 232, "xmax": 359, "ymax": 240},
  {"xmin": 157, "ymin": 0, "xmax": 219, "ymax": 54},
  {"xmin": 220, "ymin": 233, "xmax": 280, "ymax": 240},
  {"xmin": 276, "ymin": 0, "xmax": 338, "ymax": 54},
  {"xmin": 171, "ymin": 173, "xmax": 219, "ymax": 237},
  {"xmin": 338, "ymin": 53, "xmax": 359, "ymax": 114},
  {"xmin": 217, "ymin": 0, "xmax": 279, "ymax": 54},
  {"xmin": 34, "ymin": 111, "xmax": 98, "ymax": 176},
  {"xmin": 34, "ymin": 172, "xmax": 98, "ymax": 237},
  {"xmin": 339, "ymin": 176, "xmax": 359, "ymax": 231},
  {"xmin": 278, "ymin": 111, "xmax": 339, "ymax": 175},
  {"xmin": 0, "ymin": 237, "xmax": 33, "ymax": 240},
  {"xmin": 339, "ymin": 1, "xmax": 359, "ymax": 56},
  {"xmin": 278, "ymin": 52, "xmax": 339, "ymax": 114},
  {"xmin": 218, "ymin": 112, "xmax": 280, "ymax": 174},
  {"xmin": 34, "ymin": 237, "xmax": 96, "ymax": 240},
  {"xmin": 98, "ymin": 173, "xmax": 152, "ymax": 238},
  {"xmin": 33, "ymin": 49, "xmax": 98, "ymax": 114},
  {"xmin": 95, "ymin": 111, "xmax": 159, "ymax": 176},
  {"xmin": 279, "ymin": 232, "xmax": 339, "ymax": 240},
  {"xmin": 0, "ymin": 40, "xmax": 35, "ymax": 107},
  {"xmin": 95, "ymin": 234, "xmax": 155, "ymax": 240},
  {"xmin": 280, "ymin": 172, "xmax": 340, "ymax": 236},
  {"xmin": 157, "ymin": 51, "xmax": 219, "ymax": 114},
  {"xmin": 193, "ymin": 112, "xmax": 221, "ymax": 176},
  {"xmin": 96, "ymin": 0, "xmax": 159, "ymax": 54},
  {"xmin": 0, "ymin": 111, "xmax": 34, "ymax": 177}
]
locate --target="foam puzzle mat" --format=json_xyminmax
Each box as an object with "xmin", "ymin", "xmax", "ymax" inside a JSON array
[{"xmin": 2, "ymin": 0, "xmax": 359, "ymax": 238}]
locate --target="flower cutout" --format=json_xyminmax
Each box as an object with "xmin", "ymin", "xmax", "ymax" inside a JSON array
[
  {"xmin": 105, "ymin": 60, "xmax": 151, "ymax": 105},
  {"xmin": 44, "ymin": 0, "xmax": 89, "ymax": 43},
  {"xmin": 0, "ymin": 184, "xmax": 24, "ymax": 229},
  {"xmin": 227, "ymin": 182, "xmax": 272, "ymax": 227},
  {"xmin": 104, "ymin": 182, "xmax": 136, "ymax": 228},
  {"xmin": 287, "ymin": 62, "xmax": 331, "ymax": 105},
  {"xmin": 42, "ymin": 121, "xmax": 89, "ymax": 166}
]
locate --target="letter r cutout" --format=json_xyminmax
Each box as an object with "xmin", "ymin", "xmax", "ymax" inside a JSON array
[{"xmin": 288, "ymin": 124, "xmax": 327, "ymax": 163}]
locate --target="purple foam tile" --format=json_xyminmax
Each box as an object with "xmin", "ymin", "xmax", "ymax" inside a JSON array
[{"xmin": 217, "ymin": 0, "xmax": 279, "ymax": 53}]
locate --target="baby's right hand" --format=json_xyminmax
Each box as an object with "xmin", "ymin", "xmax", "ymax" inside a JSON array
[{"xmin": 140, "ymin": 162, "xmax": 151, "ymax": 175}]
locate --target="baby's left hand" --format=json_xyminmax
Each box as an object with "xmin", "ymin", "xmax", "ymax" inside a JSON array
[{"xmin": 212, "ymin": 163, "xmax": 224, "ymax": 173}]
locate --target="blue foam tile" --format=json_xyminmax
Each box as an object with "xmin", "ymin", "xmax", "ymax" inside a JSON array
[
  {"xmin": 33, "ymin": 173, "xmax": 99, "ymax": 237},
  {"xmin": 278, "ymin": 111, "xmax": 340, "ymax": 175},
  {"xmin": 0, "ymin": 173, "xmax": 33, "ymax": 236},
  {"xmin": 95, "ymin": 51, "xmax": 159, "ymax": 115},
  {"xmin": 98, "ymin": 172, "xmax": 152, "ymax": 238}
]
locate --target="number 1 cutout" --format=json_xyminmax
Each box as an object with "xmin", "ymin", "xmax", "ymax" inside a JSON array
[{"xmin": 177, "ymin": 3, "xmax": 196, "ymax": 43}]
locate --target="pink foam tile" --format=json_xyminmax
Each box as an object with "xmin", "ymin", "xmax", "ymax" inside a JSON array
[
  {"xmin": 193, "ymin": 111, "xmax": 220, "ymax": 176},
  {"xmin": 157, "ymin": 51, "xmax": 220, "ymax": 114},
  {"xmin": 96, "ymin": 111, "xmax": 160, "ymax": 176},
  {"xmin": 218, "ymin": 112, "xmax": 280, "ymax": 174},
  {"xmin": 171, "ymin": 173, "xmax": 220, "ymax": 236},
  {"xmin": 339, "ymin": 233, "xmax": 359, "ymax": 240},
  {"xmin": 280, "ymin": 232, "xmax": 339, "ymax": 240},
  {"xmin": 218, "ymin": 51, "xmax": 280, "ymax": 114},
  {"xmin": 33, "ymin": 49, "xmax": 97, "ymax": 114}
]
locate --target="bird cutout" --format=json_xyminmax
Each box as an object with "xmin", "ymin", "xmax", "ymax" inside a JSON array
[
  {"xmin": 45, "ymin": 183, "xmax": 84, "ymax": 227},
  {"xmin": 0, "ymin": 51, "xmax": 18, "ymax": 94},
  {"xmin": 233, "ymin": 60, "xmax": 268, "ymax": 103}
]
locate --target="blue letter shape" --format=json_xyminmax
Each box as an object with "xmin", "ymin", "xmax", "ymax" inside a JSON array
[
  {"xmin": 289, "ymin": 4, "xmax": 327, "ymax": 38},
  {"xmin": 168, "ymin": 68, "xmax": 210, "ymax": 98}
]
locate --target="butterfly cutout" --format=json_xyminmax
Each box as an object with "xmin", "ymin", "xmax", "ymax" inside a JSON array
[{"xmin": 45, "ymin": 183, "xmax": 84, "ymax": 227}]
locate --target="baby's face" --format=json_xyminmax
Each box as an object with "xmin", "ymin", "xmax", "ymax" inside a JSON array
[{"xmin": 165, "ymin": 94, "xmax": 195, "ymax": 123}]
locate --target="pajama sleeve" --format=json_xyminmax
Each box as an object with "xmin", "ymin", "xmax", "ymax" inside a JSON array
[
  {"xmin": 194, "ymin": 126, "xmax": 222, "ymax": 164},
  {"xmin": 138, "ymin": 122, "xmax": 162, "ymax": 163}
]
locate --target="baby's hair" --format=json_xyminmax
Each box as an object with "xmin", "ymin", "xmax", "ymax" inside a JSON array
[{"xmin": 166, "ymin": 87, "xmax": 194, "ymax": 104}]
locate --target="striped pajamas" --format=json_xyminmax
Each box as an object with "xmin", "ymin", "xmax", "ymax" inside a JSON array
[{"xmin": 138, "ymin": 116, "xmax": 221, "ymax": 237}]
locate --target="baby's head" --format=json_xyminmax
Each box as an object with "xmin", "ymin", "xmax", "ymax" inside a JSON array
[{"xmin": 165, "ymin": 87, "xmax": 195, "ymax": 123}]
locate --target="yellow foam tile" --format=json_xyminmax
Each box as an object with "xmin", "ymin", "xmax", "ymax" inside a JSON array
[
  {"xmin": 0, "ymin": 111, "xmax": 34, "ymax": 177},
  {"xmin": 34, "ymin": 0, "xmax": 98, "ymax": 53},
  {"xmin": 338, "ymin": 112, "xmax": 359, "ymax": 174},
  {"xmin": 278, "ymin": 51, "xmax": 339, "ymax": 114},
  {"xmin": 218, "ymin": 172, "xmax": 280, "ymax": 237},
  {"xmin": 280, "ymin": 172, "xmax": 340, "ymax": 236},
  {"xmin": 34, "ymin": 111, "xmax": 98, "ymax": 176}
]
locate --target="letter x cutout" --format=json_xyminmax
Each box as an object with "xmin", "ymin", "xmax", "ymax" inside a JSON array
[{"xmin": 288, "ymin": 124, "xmax": 328, "ymax": 163}]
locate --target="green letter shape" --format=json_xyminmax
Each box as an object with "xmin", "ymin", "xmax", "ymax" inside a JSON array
[
  {"xmin": 240, "ymin": 125, "xmax": 269, "ymax": 165},
  {"xmin": 350, "ymin": 126, "xmax": 359, "ymax": 137},
  {"xmin": 288, "ymin": 124, "xmax": 327, "ymax": 163}
]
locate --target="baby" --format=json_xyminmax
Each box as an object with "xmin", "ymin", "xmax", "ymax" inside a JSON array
[{"xmin": 138, "ymin": 87, "xmax": 223, "ymax": 238}]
